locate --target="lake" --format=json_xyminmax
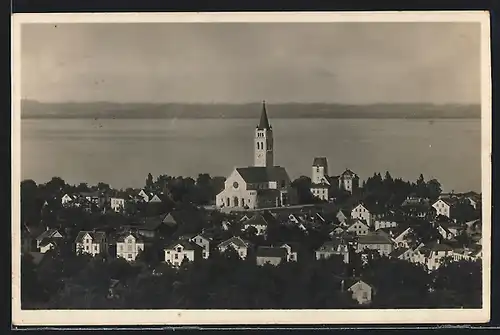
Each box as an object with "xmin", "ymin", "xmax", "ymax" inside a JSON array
[{"xmin": 20, "ymin": 118, "xmax": 481, "ymax": 193}]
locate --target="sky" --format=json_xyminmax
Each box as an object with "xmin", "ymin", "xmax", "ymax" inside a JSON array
[{"xmin": 21, "ymin": 22, "xmax": 481, "ymax": 104}]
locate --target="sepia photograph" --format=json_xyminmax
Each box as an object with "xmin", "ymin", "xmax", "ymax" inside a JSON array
[{"xmin": 12, "ymin": 12, "xmax": 491, "ymax": 326}]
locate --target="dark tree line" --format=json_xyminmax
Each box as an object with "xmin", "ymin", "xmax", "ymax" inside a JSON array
[{"xmin": 21, "ymin": 245, "xmax": 481, "ymax": 310}]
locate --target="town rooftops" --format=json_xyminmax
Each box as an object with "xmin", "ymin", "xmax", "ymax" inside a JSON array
[
  {"xmin": 358, "ymin": 231, "xmax": 393, "ymax": 245},
  {"xmin": 35, "ymin": 228, "xmax": 62, "ymax": 241},
  {"xmin": 389, "ymin": 247, "xmax": 410, "ymax": 259},
  {"xmin": 312, "ymin": 157, "xmax": 328, "ymax": 167},
  {"xmin": 75, "ymin": 231, "xmax": 106, "ymax": 243},
  {"xmin": 236, "ymin": 166, "xmax": 289, "ymax": 184},
  {"xmin": 218, "ymin": 236, "xmax": 252, "ymax": 249},
  {"xmin": 166, "ymin": 239, "xmax": 202, "ymax": 251},
  {"xmin": 256, "ymin": 246, "xmax": 288, "ymax": 258},
  {"xmin": 116, "ymin": 232, "xmax": 144, "ymax": 243},
  {"xmin": 340, "ymin": 169, "xmax": 358, "ymax": 178},
  {"xmin": 244, "ymin": 213, "xmax": 270, "ymax": 227},
  {"xmin": 316, "ymin": 239, "xmax": 346, "ymax": 252}
]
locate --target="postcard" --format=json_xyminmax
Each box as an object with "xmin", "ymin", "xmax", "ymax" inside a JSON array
[{"xmin": 12, "ymin": 11, "xmax": 491, "ymax": 326}]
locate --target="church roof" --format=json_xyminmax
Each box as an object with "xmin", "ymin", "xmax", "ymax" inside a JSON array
[
  {"xmin": 236, "ymin": 166, "xmax": 289, "ymax": 184},
  {"xmin": 257, "ymin": 101, "xmax": 271, "ymax": 130},
  {"xmin": 313, "ymin": 157, "xmax": 328, "ymax": 167}
]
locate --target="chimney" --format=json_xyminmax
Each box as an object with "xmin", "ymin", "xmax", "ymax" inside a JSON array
[{"xmin": 340, "ymin": 279, "xmax": 345, "ymax": 292}]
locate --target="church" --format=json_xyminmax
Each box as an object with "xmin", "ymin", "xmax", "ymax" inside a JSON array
[{"xmin": 216, "ymin": 102, "xmax": 296, "ymax": 210}]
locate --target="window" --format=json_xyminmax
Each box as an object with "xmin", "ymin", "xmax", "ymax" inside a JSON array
[
  {"xmin": 362, "ymin": 292, "xmax": 368, "ymax": 299},
  {"xmin": 94, "ymin": 245, "xmax": 98, "ymax": 251},
  {"xmin": 174, "ymin": 254, "xmax": 178, "ymax": 259},
  {"xmin": 177, "ymin": 247, "xmax": 182, "ymax": 252},
  {"xmin": 86, "ymin": 239, "xmax": 90, "ymax": 243},
  {"xmin": 119, "ymin": 245, "xmax": 123, "ymax": 251},
  {"xmin": 202, "ymin": 252, "xmax": 206, "ymax": 258},
  {"xmin": 128, "ymin": 254, "xmax": 132, "ymax": 259},
  {"xmin": 167, "ymin": 250, "xmax": 170, "ymax": 254}
]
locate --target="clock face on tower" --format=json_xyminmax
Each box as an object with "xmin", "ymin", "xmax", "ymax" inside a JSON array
[{"xmin": 233, "ymin": 182, "xmax": 239, "ymax": 189}]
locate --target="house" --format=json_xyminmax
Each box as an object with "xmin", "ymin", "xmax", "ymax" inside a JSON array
[
  {"xmin": 182, "ymin": 232, "xmax": 212, "ymax": 259},
  {"xmin": 315, "ymin": 239, "xmax": 350, "ymax": 263},
  {"xmin": 138, "ymin": 189, "xmax": 150, "ymax": 202},
  {"xmin": 61, "ymin": 193, "xmax": 77, "ymax": 206},
  {"xmin": 436, "ymin": 222, "xmax": 462, "ymax": 240},
  {"xmin": 149, "ymin": 194, "xmax": 162, "ymax": 203},
  {"xmin": 337, "ymin": 169, "xmax": 360, "ymax": 194},
  {"xmin": 116, "ymin": 232, "xmax": 144, "ymax": 262},
  {"xmin": 242, "ymin": 213, "xmax": 269, "ymax": 236},
  {"xmin": 341, "ymin": 279, "xmax": 373, "ymax": 305},
  {"xmin": 217, "ymin": 236, "xmax": 253, "ymax": 260},
  {"xmin": 412, "ymin": 242, "xmax": 454, "ymax": 271},
  {"xmin": 389, "ymin": 247, "xmax": 413, "ymax": 261},
  {"xmin": 35, "ymin": 228, "xmax": 63, "ymax": 251},
  {"xmin": 215, "ymin": 102, "xmax": 296, "ymax": 209},
  {"xmin": 329, "ymin": 226, "xmax": 345, "ymax": 237},
  {"xmin": 374, "ymin": 217, "xmax": 398, "ymax": 231},
  {"xmin": 164, "ymin": 240, "xmax": 203, "ymax": 267},
  {"xmin": 336, "ymin": 209, "xmax": 350, "ymax": 225},
  {"xmin": 280, "ymin": 242, "xmax": 299, "ymax": 262},
  {"xmin": 256, "ymin": 246, "xmax": 288, "ymax": 266},
  {"xmin": 78, "ymin": 191, "xmax": 102, "ymax": 205},
  {"xmin": 390, "ymin": 226, "xmax": 414, "ymax": 248},
  {"xmin": 451, "ymin": 247, "xmax": 480, "ymax": 262},
  {"xmin": 357, "ymin": 231, "xmax": 394, "ymax": 256},
  {"xmin": 75, "ymin": 231, "xmax": 108, "ymax": 256},
  {"xmin": 310, "ymin": 157, "xmax": 332, "ymax": 201},
  {"xmin": 345, "ymin": 219, "xmax": 370, "ymax": 236},
  {"xmin": 110, "ymin": 197, "xmax": 126, "ymax": 212},
  {"xmin": 432, "ymin": 198, "xmax": 458, "ymax": 218},
  {"xmin": 351, "ymin": 203, "xmax": 383, "ymax": 227}
]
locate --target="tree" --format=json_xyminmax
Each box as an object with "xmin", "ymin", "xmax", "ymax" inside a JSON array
[
  {"xmin": 291, "ymin": 176, "xmax": 314, "ymax": 204},
  {"xmin": 145, "ymin": 173, "xmax": 154, "ymax": 190},
  {"xmin": 426, "ymin": 179, "xmax": 442, "ymax": 200}
]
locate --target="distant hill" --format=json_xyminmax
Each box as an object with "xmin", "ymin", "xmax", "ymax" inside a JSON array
[{"xmin": 20, "ymin": 100, "xmax": 481, "ymax": 119}]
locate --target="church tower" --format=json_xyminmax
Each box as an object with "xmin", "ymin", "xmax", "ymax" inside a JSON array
[{"xmin": 254, "ymin": 101, "xmax": 274, "ymax": 167}]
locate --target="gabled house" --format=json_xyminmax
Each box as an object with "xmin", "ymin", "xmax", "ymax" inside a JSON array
[
  {"xmin": 280, "ymin": 242, "xmax": 300, "ymax": 262},
  {"xmin": 432, "ymin": 198, "xmax": 458, "ymax": 218},
  {"xmin": 256, "ymin": 246, "xmax": 288, "ymax": 266},
  {"xmin": 391, "ymin": 226, "xmax": 414, "ymax": 248},
  {"xmin": 35, "ymin": 228, "xmax": 63, "ymax": 251},
  {"xmin": 217, "ymin": 236, "xmax": 253, "ymax": 260},
  {"xmin": 315, "ymin": 239, "xmax": 350, "ymax": 263},
  {"xmin": 328, "ymin": 226, "xmax": 345, "ymax": 237},
  {"xmin": 436, "ymin": 222, "xmax": 461, "ymax": 240},
  {"xmin": 356, "ymin": 231, "xmax": 394, "ymax": 256},
  {"xmin": 61, "ymin": 193, "xmax": 77, "ymax": 206},
  {"xmin": 337, "ymin": 169, "xmax": 360, "ymax": 194},
  {"xmin": 351, "ymin": 203, "xmax": 384, "ymax": 227},
  {"xmin": 340, "ymin": 278, "xmax": 373, "ymax": 305},
  {"xmin": 116, "ymin": 232, "xmax": 144, "ymax": 262},
  {"xmin": 412, "ymin": 242, "xmax": 454, "ymax": 271},
  {"xmin": 75, "ymin": 231, "xmax": 108, "ymax": 256},
  {"xmin": 242, "ymin": 213, "xmax": 269, "ymax": 236},
  {"xmin": 336, "ymin": 209, "xmax": 350, "ymax": 226},
  {"xmin": 138, "ymin": 189, "xmax": 150, "ymax": 202},
  {"xmin": 182, "ymin": 232, "xmax": 212, "ymax": 259},
  {"xmin": 149, "ymin": 194, "xmax": 162, "ymax": 203},
  {"xmin": 310, "ymin": 157, "xmax": 332, "ymax": 201},
  {"xmin": 346, "ymin": 219, "xmax": 370, "ymax": 236},
  {"xmin": 164, "ymin": 240, "xmax": 202, "ymax": 267}
]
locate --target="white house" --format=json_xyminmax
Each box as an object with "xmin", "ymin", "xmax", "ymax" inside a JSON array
[
  {"xmin": 35, "ymin": 228, "xmax": 63, "ymax": 250},
  {"xmin": 432, "ymin": 198, "xmax": 458, "ymax": 218},
  {"xmin": 149, "ymin": 194, "xmax": 162, "ymax": 203},
  {"xmin": 184, "ymin": 232, "xmax": 212, "ymax": 259},
  {"xmin": 75, "ymin": 231, "xmax": 108, "ymax": 256},
  {"xmin": 138, "ymin": 189, "xmax": 150, "ymax": 202},
  {"xmin": 346, "ymin": 219, "xmax": 370, "ymax": 236},
  {"xmin": 280, "ymin": 243, "xmax": 299, "ymax": 262},
  {"xmin": 374, "ymin": 218, "xmax": 398, "ymax": 231},
  {"xmin": 61, "ymin": 193, "xmax": 77, "ymax": 206},
  {"xmin": 411, "ymin": 242, "xmax": 454, "ymax": 271},
  {"xmin": 315, "ymin": 240, "xmax": 350, "ymax": 263},
  {"xmin": 216, "ymin": 102, "xmax": 295, "ymax": 209},
  {"xmin": 337, "ymin": 169, "xmax": 360, "ymax": 194},
  {"xmin": 342, "ymin": 279, "xmax": 373, "ymax": 305},
  {"xmin": 110, "ymin": 197, "xmax": 126, "ymax": 212},
  {"xmin": 336, "ymin": 210, "xmax": 350, "ymax": 225},
  {"xmin": 217, "ymin": 236, "xmax": 253, "ymax": 260},
  {"xmin": 310, "ymin": 157, "xmax": 331, "ymax": 201},
  {"xmin": 389, "ymin": 247, "xmax": 414, "ymax": 261},
  {"xmin": 116, "ymin": 232, "xmax": 144, "ymax": 262},
  {"xmin": 351, "ymin": 203, "xmax": 382, "ymax": 227},
  {"xmin": 164, "ymin": 240, "xmax": 202, "ymax": 267},
  {"xmin": 242, "ymin": 213, "xmax": 269, "ymax": 236},
  {"xmin": 357, "ymin": 231, "xmax": 394, "ymax": 256}
]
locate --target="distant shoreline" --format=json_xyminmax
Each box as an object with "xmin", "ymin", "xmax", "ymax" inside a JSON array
[
  {"xmin": 21, "ymin": 116, "xmax": 480, "ymax": 120},
  {"xmin": 20, "ymin": 100, "xmax": 481, "ymax": 120}
]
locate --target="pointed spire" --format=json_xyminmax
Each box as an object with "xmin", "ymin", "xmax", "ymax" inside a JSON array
[{"xmin": 257, "ymin": 100, "xmax": 271, "ymax": 130}]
